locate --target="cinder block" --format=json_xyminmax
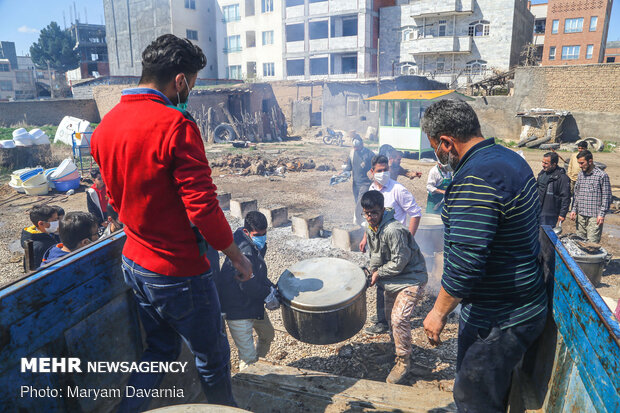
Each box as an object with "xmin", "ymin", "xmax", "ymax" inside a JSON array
[
  {"xmin": 331, "ymin": 225, "xmax": 365, "ymax": 251},
  {"xmin": 230, "ymin": 198, "xmax": 257, "ymax": 219},
  {"xmin": 217, "ymin": 192, "xmax": 231, "ymax": 210},
  {"xmin": 259, "ymin": 205, "xmax": 289, "ymax": 228},
  {"xmin": 291, "ymin": 215, "xmax": 324, "ymax": 239}
]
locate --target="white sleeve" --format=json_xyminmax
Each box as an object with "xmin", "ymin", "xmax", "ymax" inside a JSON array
[
  {"xmin": 397, "ymin": 185, "xmax": 422, "ymax": 218},
  {"xmin": 426, "ymin": 166, "xmax": 440, "ymax": 194}
]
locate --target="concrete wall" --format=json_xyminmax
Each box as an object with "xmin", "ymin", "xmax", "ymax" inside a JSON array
[{"xmin": 0, "ymin": 99, "xmax": 100, "ymax": 126}]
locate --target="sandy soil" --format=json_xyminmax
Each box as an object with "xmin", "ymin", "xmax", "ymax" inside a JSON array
[{"xmin": 0, "ymin": 138, "xmax": 618, "ymax": 398}]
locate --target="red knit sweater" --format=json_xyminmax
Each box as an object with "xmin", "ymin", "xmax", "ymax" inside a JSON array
[{"xmin": 91, "ymin": 92, "xmax": 232, "ymax": 276}]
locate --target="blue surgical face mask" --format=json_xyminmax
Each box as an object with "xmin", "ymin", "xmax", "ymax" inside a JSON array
[
  {"xmin": 177, "ymin": 76, "xmax": 191, "ymax": 111},
  {"xmin": 252, "ymin": 234, "xmax": 267, "ymax": 250}
]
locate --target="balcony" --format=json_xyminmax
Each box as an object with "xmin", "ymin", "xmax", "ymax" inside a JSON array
[
  {"xmin": 410, "ymin": 0, "xmax": 473, "ymax": 18},
  {"xmin": 409, "ymin": 36, "xmax": 472, "ymax": 55}
]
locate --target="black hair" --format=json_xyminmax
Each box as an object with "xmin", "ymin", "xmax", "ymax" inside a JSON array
[
  {"xmin": 371, "ymin": 155, "xmax": 389, "ymax": 168},
  {"xmin": 544, "ymin": 152, "xmax": 559, "ymax": 165},
  {"xmin": 378, "ymin": 144, "xmax": 395, "ymax": 157},
  {"xmin": 29, "ymin": 205, "xmax": 56, "ymax": 226},
  {"xmin": 421, "ymin": 100, "xmax": 482, "ymax": 143},
  {"xmin": 59, "ymin": 212, "xmax": 97, "ymax": 251},
  {"xmin": 244, "ymin": 211, "xmax": 267, "ymax": 232},
  {"xmin": 577, "ymin": 150, "xmax": 593, "ymax": 162},
  {"xmin": 50, "ymin": 205, "xmax": 65, "ymax": 217},
  {"xmin": 106, "ymin": 204, "xmax": 119, "ymax": 221},
  {"xmin": 577, "ymin": 141, "xmax": 588, "ymax": 149},
  {"xmin": 139, "ymin": 34, "xmax": 207, "ymax": 87},
  {"xmin": 90, "ymin": 169, "xmax": 102, "ymax": 180},
  {"xmin": 361, "ymin": 190, "xmax": 384, "ymax": 210}
]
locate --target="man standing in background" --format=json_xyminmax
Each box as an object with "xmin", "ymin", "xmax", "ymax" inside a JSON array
[
  {"xmin": 346, "ymin": 137, "xmax": 375, "ymax": 225},
  {"xmin": 537, "ymin": 152, "xmax": 570, "ymax": 228}
]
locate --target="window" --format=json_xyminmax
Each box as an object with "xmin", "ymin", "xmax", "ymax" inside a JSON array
[
  {"xmin": 0, "ymin": 63, "xmax": 10, "ymax": 72},
  {"xmin": 561, "ymin": 45, "xmax": 580, "ymax": 60},
  {"xmin": 342, "ymin": 17, "xmax": 358, "ymax": 36},
  {"xmin": 184, "ymin": 0, "xmax": 196, "ymax": 9},
  {"xmin": 402, "ymin": 29, "xmax": 414, "ymax": 41},
  {"xmin": 607, "ymin": 57, "xmax": 616, "ymax": 63},
  {"xmin": 408, "ymin": 103, "xmax": 421, "ymax": 127},
  {"xmin": 466, "ymin": 59, "xmax": 487, "ymax": 75},
  {"xmin": 564, "ymin": 18, "xmax": 583, "ymax": 33},
  {"xmin": 226, "ymin": 65, "xmax": 242, "ymax": 79},
  {"xmin": 309, "ymin": 20, "xmax": 328, "ymax": 40},
  {"xmin": 549, "ymin": 46, "xmax": 556, "ymax": 60},
  {"xmin": 590, "ymin": 16, "xmax": 598, "ymax": 32},
  {"xmin": 262, "ymin": 31, "xmax": 274, "ymax": 45},
  {"xmin": 0, "ymin": 80, "xmax": 13, "ymax": 91},
  {"xmin": 286, "ymin": 59, "xmax": 305, "ymax": 76},
  {"xmin": 226, "ymin": 35, "xmax": 241, "ymax": 52},
  {"xmin": 586, "ymin": 44, "xmax": 594, "ymax": 59},
  {"xmin": 380, "ymin": 102, "xmax": 392, "ymax": 126},
  {"xmin": 263, "ymin": 62, "xmax": 275, "ymax": 77},
  {"xmin": 91, "ymin": 53, "xmax": 100, "ymax": 61},
  {"xmin": 15, "ymin": 72, "xmax": 31, "ymax": 84},
  {"xmin": 286, "ymin": 23, "xmax": 304, "ymax": 42},
  {"xmin": 286, "ymin": 0, "xmax": 303, "ymax": 6},
  {"xmin": 262, "ymin": 0, "xmax": 273, "ymax": 13},
  {"xmin": 346, "ymin": 96, "xmax": 359, "ymax": 116},
  {"xmin": 246, "ymin": 31, "xmax": 256, "ymax": 48},
  {"xmin": 551, "ymin": 19, "xmax": 559, "ymax": 34},
  {"xmin": 438, "ymin": 20, "xmax": 447, "ymax": 37},
  {"xmin": 436, "ymin": 57, "xmax": 445, "ymax": 73},
  {"xmin": 186, "ymin": 30, "xmax": 198, "ymax": 41},
  {"xmin": 369, "ymin": 101, "xmax": 377, "ymax": 113},
  {"xmin": 394, "ymin": 101, "xmax": 407, "ymax": 126},
  {"xmin": 468, "ymin": 20, "xmax": 490, "ymax": 37},
  {"xmin": 223, "ymin": 4, "xmax": 240, "ymax": 22},
  {"xmin": 341, "ymin": 55, "xmax": 357, "ymax": 74},
  {"xmin": 245, "ymin": 0, "xmax": 255, "ymax": 16},
  {"xmin": 310, "ymin": 57, "xmax": 328, "ymax": 75},
  {"xmin": 534, "ymin": 19, "xmax": 546, "ymax": 34}
]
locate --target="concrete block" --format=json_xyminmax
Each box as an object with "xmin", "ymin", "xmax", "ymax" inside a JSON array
[
  {"xmin": 331, "ymin": 225, "xmax": 365, "ymax": 251},
  {"xmin": 291, "ymin": 215, "xmax": 324, "ymax": 239},
  {"xmin": 230, "ymin": 198, "xmax": 257, "ymax": 219},
  {"xmin": 259, "ymin": 205, "xmax": 289, "ymax": 228},
  {"xmin": 217, "ymin": 192, "xmax": 231, "ymax": 210}
]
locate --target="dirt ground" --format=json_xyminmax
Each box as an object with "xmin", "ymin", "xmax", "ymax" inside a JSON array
[{"xmin": 0, "ymin": 137, "xmax": 618, "ymax": 402}]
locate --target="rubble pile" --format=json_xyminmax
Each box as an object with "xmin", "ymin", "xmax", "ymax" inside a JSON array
[{"xmin": 210, "ymin": 153, "xmax": 336, "ymax": 176}]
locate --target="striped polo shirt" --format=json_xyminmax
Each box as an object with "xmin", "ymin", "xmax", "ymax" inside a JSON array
[{"xmin": 442, "ymin": 138, "xmax": 547, "ymax": 329}]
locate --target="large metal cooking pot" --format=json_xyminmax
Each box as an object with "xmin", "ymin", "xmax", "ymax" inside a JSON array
[
  {"xmin": 277, "ymin": 257, "xmax": 367, "ymax": 345},
  {"xmin": 414, "ymin": 214, "xmax": 444, "ymax": 256}
]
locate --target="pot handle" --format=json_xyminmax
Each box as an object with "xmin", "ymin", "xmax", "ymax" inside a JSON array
[{"xmin": 362, "ymin": 266, "xmax": 372, "ymax": 288}]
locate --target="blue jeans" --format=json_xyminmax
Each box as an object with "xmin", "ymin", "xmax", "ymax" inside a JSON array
[
  {"xmin": 117, "ymin": 256, "xmax": 234, "ymax": 412},
  {"xmin": 454, "ymin": 311, "xmax": 547, "ymax": 413}
]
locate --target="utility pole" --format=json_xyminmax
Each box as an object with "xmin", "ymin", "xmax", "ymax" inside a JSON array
[
  {"xmin": 376, "ymin": 37, "xmax": 380, "ymax": 95},
  {"xmin": 47, "ymin": 60, "xmax": 54, "ymax": 99}
]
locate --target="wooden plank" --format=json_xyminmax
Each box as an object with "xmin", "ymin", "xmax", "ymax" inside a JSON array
[
  {"xmin": 561, "ymin": 364, "xmax": 596, "ymax": 413},
  {"xmin": 233, "ymin": 361, "xmax": 456, "ymax": 412},
  {"xmin": 543, "ymin": 338, "xmax": 573, "ymax": 412}
]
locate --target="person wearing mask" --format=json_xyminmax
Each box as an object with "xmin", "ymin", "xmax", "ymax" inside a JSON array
[
  {"xmin": 379, "ymin": 144, "xmax": 422, "ymax": 181},
  {"xmin": 570, "ymin": 150, "xmax": 612, "ymax": 243},
  {"xmin": 91, "ymin": 34, "xmax": 252, "ymax": 409},
  {"xmin": 566, "ymin": 141, "xmax": 589, "ymax": 194},
  {"xmin": 86, "ymin": 169, "xmax": 108, "ymax": 227},
  {"xmin": 345, "ymin": 137, "xmax": 375, "ymax": 225},
  {"xmin": 362, "ymin": 190, "xmax": 427, "ymax": 384},
  {"xmin": 216, "ymin": 211, "xmax": 276, "ymax": 370},
  {"xmin": 360, "ymin": 155, "xmax": 423, "ymax": 335},
  {"xmin": 421, "ymin": 100, "xmax": 547, "ymax": 412},
  {"xmin": 21, "ymin": 205, "xmax": 59, "ymax": 271},
  {"xmin": 426, "ymin": 162, "xmax": 453, "ymax": 214},
  {"xmin": 537, "ymin": 152, "xmax": 570, "ymax": 228},
  {"xmin": 42, "ymin": 212, "xmax": 99, "ymax": 265}
]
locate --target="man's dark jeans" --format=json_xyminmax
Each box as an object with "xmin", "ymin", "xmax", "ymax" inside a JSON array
[
  {"xmin": 375, "ymin": 284, "xmax": 387, "ymax": 324},
  {"xmin": 117, "ymin": 256, "xmax": 234, "ymax": 412},
  {"xmin": 454, "ymin": 310, "xmax": 547, "ymax": 413},
  {"xmin": 540, "ymin": 215, "xmax": 559, "ymax": 227}
]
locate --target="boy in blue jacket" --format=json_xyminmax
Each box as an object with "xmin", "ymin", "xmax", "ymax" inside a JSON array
[
  {"xmin": 216, "ymin": 211, "xmax": 275, "ymax": 370},
  {"xmin": 42, "ymin": 212, "xmax": 98, "ymax": 265}
]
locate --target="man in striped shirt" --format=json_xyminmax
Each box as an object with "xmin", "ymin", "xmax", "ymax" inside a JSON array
[{"xmin": 420, "ymin": 100, "xmax": 548, "ymax": 412}]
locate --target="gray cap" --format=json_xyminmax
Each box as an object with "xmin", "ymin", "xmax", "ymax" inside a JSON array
[{"xmin": 352, "ymin": 137, "xmax": 363, "ymax": 148}]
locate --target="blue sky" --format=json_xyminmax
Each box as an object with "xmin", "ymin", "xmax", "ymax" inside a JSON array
[{"xmin": 0, "ymin": 0, "xmax": 618, "ymax": 57}]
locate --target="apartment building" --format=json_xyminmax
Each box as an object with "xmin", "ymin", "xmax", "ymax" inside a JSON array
[
  {"xmin": 531, "ymin": 1, "xmax": 548, "ymax": 63},
  {"xmin": 379, "ymin": 0, "xmax": 535, "ymax": 87},
  {"xmin": 0, "ymin": 42, "xmax": 36, "ymax": 100},
  {"xmin": 103, "ymin": 0, "xmax": 219, "ymax": 78},
  {"xmin": 216, "ymin": 0, "xmax": 284, "ymax": 80},
  {"xmin": 69, "ymin": 23, "xmax": 110, "ymax": 79},
  {"xmin": 605, "ymin": 40, "xmax": 620, "ymax": 63},
  {"xmin": 541, "ymin": 0, "xmax": 614, "ymax": 65},
  {"xmin": 283, "ymin": 0, "xmax": 393, "ymax": 80}
]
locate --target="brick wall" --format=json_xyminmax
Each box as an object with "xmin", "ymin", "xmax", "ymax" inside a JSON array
[
  {"xmin": 514, "ymin": 64, "xmax": 620, "ymax": 113},
  {"xmin": 0, "ymin": 99, "xmax": 100, "ymax": 126}
]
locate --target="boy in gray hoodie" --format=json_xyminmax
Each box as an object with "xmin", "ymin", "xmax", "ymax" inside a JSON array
[{"xmin": 362, "ymin": 190, "xmax": 427, "ymax": 384}]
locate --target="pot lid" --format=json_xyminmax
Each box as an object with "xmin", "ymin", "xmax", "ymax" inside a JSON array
[{"xmin": 277, "ymin": 257, "xmax": 366, "ymax": 312}]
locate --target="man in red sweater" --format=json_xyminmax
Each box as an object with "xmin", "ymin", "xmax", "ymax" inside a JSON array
[{"xmin": 91, "ymin": 34, "xmax": 252, "ymax": 410}]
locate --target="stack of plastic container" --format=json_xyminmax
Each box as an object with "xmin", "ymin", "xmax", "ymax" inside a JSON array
[
  {"xmin": 20, "ymin": 167, "xmax": 49, "ymax": 196},
  {"xmin": 12, "ymin": 128, "xmax": 34, "ymax": 147},
  {"xmin": 29, "ymin": 129, "xmax": 51, "ymax": 145},
  {"xmin": 50, "ymin": 158, "xmax": 80, "ymax": 191}
]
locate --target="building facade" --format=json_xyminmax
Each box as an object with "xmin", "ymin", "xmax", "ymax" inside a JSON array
[
  {"xmin": 605, "ymin": 40, "xmax": 620, "ymax": 63},
  {"xmin": 379, "ymin": 0, "xmax": 535, "ymax": 87},
  {"xmin": 541, "ymin": 0, "xmax": 614, "ymax": 66},
  {"xmin": 0, "ymin": 42, "xmax": 36, "ymax": 100},
  {"xmin": 215, "ymin": 0, "xmax": 285, "ymax": 80},
  {"xmin": 69, "ymin": 23, "xmax": 110, "ymax": 79},
  {"xmin": 530, "ymin": 2, "xmax": 548, "ymax": 64},
  {"xmin": 103, "ymin": 0, "xmax": 219, "ymax": 79}
]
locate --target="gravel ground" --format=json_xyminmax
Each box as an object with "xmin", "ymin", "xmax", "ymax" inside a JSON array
[{"xmin": 0, "ymin": 139, "xmax": 618, "ymax": 395}]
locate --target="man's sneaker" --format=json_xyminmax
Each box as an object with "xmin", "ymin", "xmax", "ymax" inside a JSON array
[
  {"xmin": 369, "ymin": 314, "xmax": 379, "ymax": 324},
  {"xmin": 365, "ymin": 322, "xmax": 389, "ymax": 335},
  {"xmin": 386, "ymin": 356, "xmax": 411, "ymax": 384}
]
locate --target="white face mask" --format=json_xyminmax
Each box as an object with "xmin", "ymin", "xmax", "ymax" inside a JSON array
[
  {"xmin": 374, "ymin": 171, "xmax": 390, "ymax": 186},
  {"xmin": 48, "ymin": 220, "xmax": 59, "ymax": 233}
]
